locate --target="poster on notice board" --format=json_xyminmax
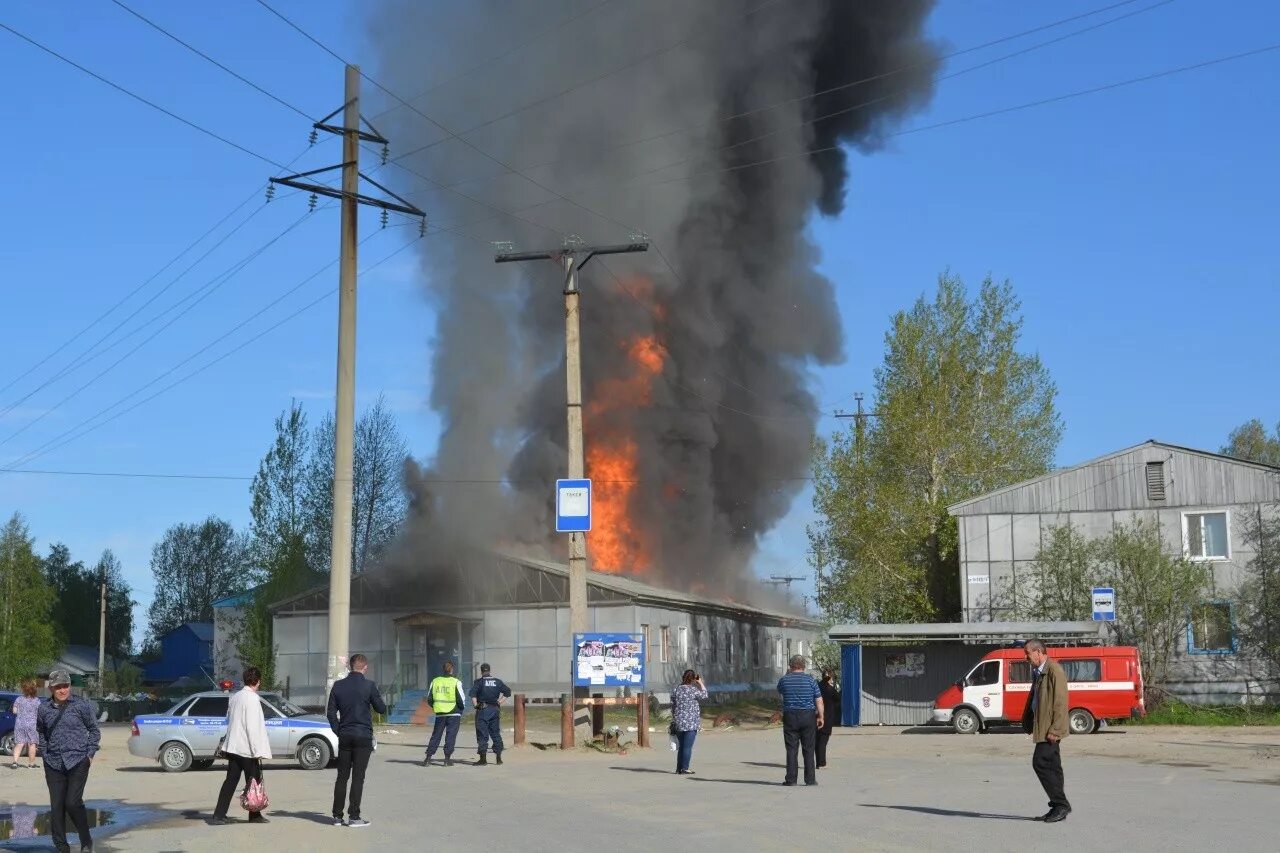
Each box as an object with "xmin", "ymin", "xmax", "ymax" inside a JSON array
[{"xmin": 573, "ymin": 633, "xmax": 645, "ymax": 687}]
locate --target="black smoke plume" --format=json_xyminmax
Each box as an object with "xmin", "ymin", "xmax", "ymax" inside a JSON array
[{"xmin": 367, "ymin": 0, "xmax": 939, "ymax": 596}]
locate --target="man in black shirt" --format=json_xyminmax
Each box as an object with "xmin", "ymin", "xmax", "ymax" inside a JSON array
[
  {"xmin": 468, "ymin": 663, "xmax": 512, "ymax": 766},
  {"xmin": 326, "ymin": 653, "xmax": 386, "ymax": 828}
]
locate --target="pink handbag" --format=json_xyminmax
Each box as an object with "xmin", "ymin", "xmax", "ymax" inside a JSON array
[{"xmin": 240, "ymin": 778, "xmax": 269, "ymax": 812}]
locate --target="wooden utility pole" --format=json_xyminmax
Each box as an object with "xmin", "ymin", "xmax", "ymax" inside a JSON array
[
  {"xmin": 495, "ymin": 239, "xmax": 648, "ymax": 739},
  {"xmin": 269, "ymin": 66, "xmax": 424, "ymax": 693}
]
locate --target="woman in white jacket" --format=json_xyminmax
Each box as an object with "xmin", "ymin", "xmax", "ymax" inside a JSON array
[{"xmin": 211, "ymin": 666, "xmax": 272, "ymax": 825}]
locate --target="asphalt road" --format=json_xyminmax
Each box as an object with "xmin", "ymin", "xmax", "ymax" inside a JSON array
[{"xmin": 2, "ymin": 723, "xmax": 1276, "ymax": 851}]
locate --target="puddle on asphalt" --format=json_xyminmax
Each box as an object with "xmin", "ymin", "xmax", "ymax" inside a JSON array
[{"xmin": 0, "ymin": 800, "xmax": 163, "ymax": 847}]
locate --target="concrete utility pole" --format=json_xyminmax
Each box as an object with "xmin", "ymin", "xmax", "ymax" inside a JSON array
[
  {"xmin": 98, "ymin": 578, "xmax": 107, "ymax": 697},
  {"xmin": 494, "ymin": 240, "xmax": 649, "ymax": 630},
  {"xmin": 269, "ymin": 65, "xmax": 424, "ymax": 693},
  {"xmin": 495, "ymin": 239, "xmax": 648, "ymax": 735}
]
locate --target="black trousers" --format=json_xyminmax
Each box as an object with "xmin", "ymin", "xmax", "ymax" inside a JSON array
[
  {"xmin": 782, "ymin": 709, "xmax": 817, "ymax": 785},
  {"xmin": 333, "ymin": 733, "xmax": 374, "ymax": 820},
  {"xmin": 214, "ymin": 754, "xmax": 263, "ymax": 818},
  {"xmin": 816, "ymin": 723, "xmax": 833, "ymax": 767},
  {"xmin": 44, "ymin": 759, "xmax": 91, "ymax": 852},
  {"xmin": 475, "ymin": 707, "xmax": 503, "ymax": 754},
  {"xmin": 426, "ymin": 715, "xmax": 461, "ymax": 757},
  {"xmin": 1032, "ymin": 740, "xmax": 1070, "ymax": 810}
]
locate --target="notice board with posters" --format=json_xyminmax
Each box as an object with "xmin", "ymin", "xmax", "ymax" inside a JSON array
[
  {"xmin": 573, "ymin": 633, "xmax": 645, "ymax": 687},
  {"xmin": 884, "ymin": 652, "xmax": 925, "ymax": 678}
]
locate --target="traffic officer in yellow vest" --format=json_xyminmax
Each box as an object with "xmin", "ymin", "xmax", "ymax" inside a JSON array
[{"xmin": 421, "ymin": 661, "xmax": 468, "ymax": 767}]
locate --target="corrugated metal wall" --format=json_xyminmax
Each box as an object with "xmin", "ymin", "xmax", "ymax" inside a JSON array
[{"xmin": 858, "ymin": 643, "xmax": 998, "ymax": 725}]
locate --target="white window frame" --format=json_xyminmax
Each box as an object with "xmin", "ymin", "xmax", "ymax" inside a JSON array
[
  {"xmin": 678, "ymin": 626, "xmax": 688, "ymax": 662},
  {"xmin": 1181, "ymin": 510, "xmax": 1231, "ymax": 561},
  {"xmin": 774, "ymin": 638, "xmax": 784, "ymax": 668},
  {"xmin": 660, "ymin": 625, "xmax": 670, "ymax": 663}
]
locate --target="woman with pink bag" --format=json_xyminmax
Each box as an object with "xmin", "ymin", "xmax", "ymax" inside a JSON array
[{"xmin": 211, "ymin": 666, "xmax": 271, "ymax": 825}]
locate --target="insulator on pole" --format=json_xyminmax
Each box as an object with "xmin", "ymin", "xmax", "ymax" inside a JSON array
[
  {"xmin": 381, "ymin": 144, "xmax": 389, "ymax": 165},
  {"xmin": 265, "ymin": 183, "xmax": 276, "ymax": 203},
  {"xmin": 308, "ymin": 193, "xmax": 318, "ymax": 212},
  {"xmin": 309, "ymin": 128, "xmax": 318, "ymax": 146},
  {"xmin": 419, "ymin": 217, "xmax": 427, "ymax": 237},
  {"xmin": 380, "ymin": 209, "xmax": 389, "ymax": 229}
]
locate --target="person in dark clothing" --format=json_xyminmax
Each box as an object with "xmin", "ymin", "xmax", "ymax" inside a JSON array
[
  {"xmin": 327, "ymin": 653, "xmax": 387, "ymax": 827},
  {"xmin": 37, "ymin": 670, "xmax": 100, "ymax": 853},
  {"xmin": 468, "ymin": 663, "xmax": 512, "ymax": 766},
  {"xmin": 777, "ymin": 655, "xmax": 823, "ymax": 787},
  {"xmin": 816, "ymin": 668, "xmax": 840, "ymax": 769}
]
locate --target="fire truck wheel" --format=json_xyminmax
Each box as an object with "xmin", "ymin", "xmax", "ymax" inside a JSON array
[
  {"xmin": 1068, "ymin": 708, "xmax": 1096, "ymax": 735},
  {"xmin": 951, "ymin": 707, "xmax": 981, "ymax": 734}
]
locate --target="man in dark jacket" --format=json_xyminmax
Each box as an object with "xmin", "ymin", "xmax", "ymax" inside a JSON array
[
  {"xmin": 327, "ymin": 653, "xmax": 387, "ymax": 828},
  {"xmin": 37, "ymin": 670, "xmax": 100, "ymax": 853},
  {"xmin": 1021, "ymin": 639, "xmax": 1071, "ymax": 823},
  {"xmin": 469, "ymin": 663, "xmax": 512, "ymax": 766}
]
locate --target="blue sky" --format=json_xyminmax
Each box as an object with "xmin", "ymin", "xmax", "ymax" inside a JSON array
[{"xmin": 2, "ymin": 1, "xmax": 1277, "ymax": 637}]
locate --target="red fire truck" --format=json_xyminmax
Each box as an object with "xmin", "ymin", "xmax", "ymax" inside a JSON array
[{"xmin": 932, "ymin": 646, "xmax": 1144, "ymax": 734}]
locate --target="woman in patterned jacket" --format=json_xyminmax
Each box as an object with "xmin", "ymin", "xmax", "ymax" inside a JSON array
[{"xmin": 670, "ymin": 669, "xmax": 708, "ymax": 775}]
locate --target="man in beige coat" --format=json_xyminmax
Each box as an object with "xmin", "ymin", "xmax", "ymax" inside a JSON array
[{"xmin": 1020, "ymin": 639, "xmax": 1071, "ymax": 823}]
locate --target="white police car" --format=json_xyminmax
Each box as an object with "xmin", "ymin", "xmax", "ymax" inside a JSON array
[{"xmin": 128, "ymin": 689, "xmax": 340, "ymax": 772}]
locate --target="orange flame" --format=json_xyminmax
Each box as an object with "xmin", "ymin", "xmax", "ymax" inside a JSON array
[{"xmin": 586, "ymin": 327, "xmax": 666, "ymax": 574}]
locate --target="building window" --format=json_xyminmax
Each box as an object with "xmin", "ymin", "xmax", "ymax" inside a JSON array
[
  {"xmin": 774, "ymin": 638, "xmax": 783, "ymax": 668},
  {"xmin": 693, "ymin": 628, "xmax": 703, "ymax": 662},
  {"xmin": 1188, "ymin": 602, "xmax": 1235, "ymax": 653},
  {"xmin": 1145, "ymin": 461, "xmax": 1166, "ymax": 501},
  {"xmin": 1183, "ymin": 511, "xmax": 1230, "ymax": 560},
  {"xmin": 678, "ymin": 626, "xmax": 689, "ymax": 662},
  {"xmin": 660, "ymin": 626, "xmax": 671, "ymax": 663}
]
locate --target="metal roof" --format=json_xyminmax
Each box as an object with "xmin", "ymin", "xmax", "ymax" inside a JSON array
[
  {"xmin": 828, "ymin": 621, "xmax": 1104, "ymax": 643},
  {"xmin": 947, "ymin": 439, "xmax": 1280, "ymax": 514},
  {"xmin": 498, "ymin": 550, "xmax": 819, "ymax": 627}
]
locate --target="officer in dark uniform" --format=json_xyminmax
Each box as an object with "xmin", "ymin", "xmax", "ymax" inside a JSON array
[{"xmin": 469, "ymin": 663, "xmax": 512, "ymax": 766}]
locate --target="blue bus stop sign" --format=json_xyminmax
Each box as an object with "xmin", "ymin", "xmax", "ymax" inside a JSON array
[
  {"xmin": 556, "ymin": 478, "xmax": 591, "ymax": 532},
  {"xmin": 1092, "ymin": 587, "xmax": 1116, "ymax": 621}
]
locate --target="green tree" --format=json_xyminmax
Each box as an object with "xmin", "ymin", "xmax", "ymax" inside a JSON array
[
  {"xmin": 1004, "ymin": 518, "xmax": 1212, "ymax": 698},
  {"xmin": 42, "ymin": 543, "xmax": 95, "ymax": 646},
  {"xmin": 1236, "ymin": 505, "xmax": 1280, "ymax": 672},
  {"xmin": 810, "ymin": 272, "xmax": 1061, "ymax": 622},
  {"xmin": 304, "ymin": 395, "xmax": 409, "ymax": 575},
  {"xmin": 0, "ymin": 514, "xmax": 61, "ymax": 686},
  {"xmin": 251, "ymin": 401, "xmax": 312, "ymax": 571},
  {"xmin": 103, "ymin": 661, "xmax": 144, "ymax": 695},
  {"xmin": 146, "ymin": 517, "xmax": 251, "ymax": 645},
  {"xmin": 95, "ymin": 549, "xmax": 135, "ymax": 658},
  {"xmin": 1221, "ymin": 419, "xmax": 1280, "ymax": 467}
]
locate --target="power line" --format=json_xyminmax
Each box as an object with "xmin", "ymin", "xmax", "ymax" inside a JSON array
[
  {"xmin": 0, "ymin": 22, "xmax": 287, "ymax": 169},
  {"xmin": 632, "ymin": 41, "xmax": 1280, "ymax": 192},
  {"xmin": 0, "ymin": 232, "xmax": 426, "ymax": 472},
  {"xmin": 432, "ymin": 0, "xmax": 1171, "ymax": 192},
  {"xmin": 383, "ymin": 0, "xmax": 787, "ymax": 168},
  {"xmin": 254, "ymin": 0, "xmax": 647, "ymax": 240},
  {"xmin": 0, "ymin": 201, "xmax": 273, "ymax": 423},
  {"xmin": 107, "ymin": 0, "xmax": 315, "ymax": 121},
  {"xmin": 364, "ymin": 0, "xmax": 620, "ymax": 125},
  {"xmin": 0, "ymin": 210, "xmax": 319, "ymax": 449}
]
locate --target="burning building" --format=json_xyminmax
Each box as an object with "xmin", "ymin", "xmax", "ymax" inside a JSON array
[
  {"xmin": 267, "ymin": 550, "xmax": 818, "ymax": 706},
  {"xmin": 246, "ymin": 2, "xmax": 943, "ymax": 703}
]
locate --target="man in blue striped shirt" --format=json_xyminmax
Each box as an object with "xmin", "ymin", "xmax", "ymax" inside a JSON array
[{"xmin": 777, "ymin": 655, "xmax": 823, "ymax": 786}]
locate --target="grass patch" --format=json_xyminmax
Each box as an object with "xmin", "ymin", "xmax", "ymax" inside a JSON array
[{"xmin": 1126, "ymin": 702, "xmax": 1280, "ymax": 726}]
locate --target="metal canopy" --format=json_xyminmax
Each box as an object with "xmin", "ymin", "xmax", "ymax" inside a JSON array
[{"xmin": 828, "ymin": 621, "xmax": 1104, "ymax": 644}]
